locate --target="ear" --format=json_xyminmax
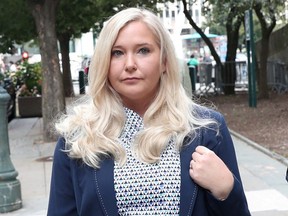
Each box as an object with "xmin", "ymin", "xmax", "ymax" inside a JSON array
[{"xmin": 161, "ymin": 59, "xmax": 167, "ymax": 74}]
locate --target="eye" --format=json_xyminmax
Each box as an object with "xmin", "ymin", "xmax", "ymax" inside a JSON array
[
  {"xmin": 138, "ymin": 47, "xmax": 150, "ymax": 55},
  {"xmin": 111, "ymin": 50, "xmax": 123, "ymax": 57}
]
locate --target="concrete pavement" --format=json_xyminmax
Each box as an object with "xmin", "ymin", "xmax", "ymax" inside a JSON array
[
  {"xmin": 231, "ymin": 131, "xmax": 288, "ymax": 216},
  {"xmin": 2, "ymin": 116, "xmax": 288, "ymax": 215},
  {"xmin": 4, "ymin": 117, "xmax": 54, "ymax": 216}
]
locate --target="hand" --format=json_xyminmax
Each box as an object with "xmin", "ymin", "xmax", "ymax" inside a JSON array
[{"xmin": 189, "ymin": 146, "xmax": 234, "ymax": 200}]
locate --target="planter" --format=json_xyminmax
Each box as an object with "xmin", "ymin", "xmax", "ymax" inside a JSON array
[{"xmin": 18, "ymin": 96, "xmax": 42, "ymax": 117}]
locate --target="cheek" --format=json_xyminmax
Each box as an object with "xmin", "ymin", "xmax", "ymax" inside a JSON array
[
  {"xmin": 108, "ymin": 61, "xmax": 119, "ymax": 80},
  {"xmin": 109, "ymin": 60, "xmax": 123, "ymax": 76},
  {"xmin": 108, "ymin": 73, "xmax": 115, "ymax": 88}
]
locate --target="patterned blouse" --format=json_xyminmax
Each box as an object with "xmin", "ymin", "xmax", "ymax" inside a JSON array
[{"xmin": 114, "ymin": 107, "xmax": 181, "ymax": 215}]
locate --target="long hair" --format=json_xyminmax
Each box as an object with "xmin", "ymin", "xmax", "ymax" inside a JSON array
[{"xmin": 55, "ymin": 7, "xmax": 218, "ymax": 168}]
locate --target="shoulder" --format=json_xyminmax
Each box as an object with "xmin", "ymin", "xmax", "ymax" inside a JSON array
[
  {"xmin": 53, "ymin": 137, "xmax": 71, "ymax": 165},
  {"xmin": 194, "ymin": 105, "xmax": 225, "ymax": 124},
  {"xmin": 193, "ymin": 105, "xmax": 229, "ymax": 142},
  {"xmin": 55, "ymin": 137, "xmax": 66, "ymax": 151}
]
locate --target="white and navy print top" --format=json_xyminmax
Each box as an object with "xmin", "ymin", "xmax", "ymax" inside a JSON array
[{"xmin": 114, "ymin": 107, "xmax": 181, "ymax": 215}]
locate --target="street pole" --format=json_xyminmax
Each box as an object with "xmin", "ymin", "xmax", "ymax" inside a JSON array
[
  {"xmin": 0, "ymin": 86, "xmax": 22, "ymax": 213},
  {"xmin": 79, "ymin": 70, "xmax": 85, "ymax": 94},
  {"xmin": 245, "ymin": 9, "xmax": 257, "ymax": 108}
]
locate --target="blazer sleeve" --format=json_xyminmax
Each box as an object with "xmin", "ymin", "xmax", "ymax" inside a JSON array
[
  {"xmin": 47, "ymin": 137, "xmax": 79, "ymax": 216},
  {"xmin": 202, "ymin": 110, "xmax": 251, "ymax": 216}
]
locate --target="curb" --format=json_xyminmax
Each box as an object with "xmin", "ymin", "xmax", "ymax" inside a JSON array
[{"xmin": 230, "ymin": 129, "xmax": 288, "ymax": 167}]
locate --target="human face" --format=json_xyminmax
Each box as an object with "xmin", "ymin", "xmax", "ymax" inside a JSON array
[{"xmin": 109, "ymin": 21, "xmax": 165, "ymax": 112}]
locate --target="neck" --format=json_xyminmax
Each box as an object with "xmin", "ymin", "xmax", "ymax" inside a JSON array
[{"xmin": 123, "ymin": 100, "xmax": 151, "ymax": 117}]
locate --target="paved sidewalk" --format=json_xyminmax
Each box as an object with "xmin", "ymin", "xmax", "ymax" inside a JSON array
[
  {"xmin": 2, "ymin": 117, "xmax": 288, "ymax": 215},
  {"xmin": 4, "ymin": 117, "xmax": 54, "ymax": 216},
  {"xmin": 231, "ymin": 131, "xmax": 288, "ymax": 216}
]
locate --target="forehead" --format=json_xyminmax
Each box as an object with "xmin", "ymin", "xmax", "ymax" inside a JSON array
[
  {"xmin": 118, "ymin": 21, "xmax": 154, "ymax": 37},
  {"xmin": 114, "ymin": 21, "xmax": 157, "ymax": 43}
]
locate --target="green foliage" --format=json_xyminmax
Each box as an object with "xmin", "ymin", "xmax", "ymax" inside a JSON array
[
  {"xmin": 56, "ymin": 0, "xmax": 100, "ymax": 37},
  {"xmin": 0, "ymin": 0, "xmax": 36, "ymax": 53},
  {"xmin": 11, "ymin": 61, "xmax": 42, "ymax": 97},
  {"xmin": 202, "ymin": 1, "xmax": 249, "ymax": 33},
  {"xmin": 200, "ymin": 0, "xmax": 287, "ymax": 49},
  {"xmin": 253, "ymin": 0, "xmax": 287, "ymax": 24}
]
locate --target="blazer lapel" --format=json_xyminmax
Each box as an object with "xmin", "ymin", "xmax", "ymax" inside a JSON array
[
  {"xmin": 179, "ymin": 135, "xmax": 200, "ymax": 215},
  {"xmin": 94, "ymin": 158, "xmax": 118, "ymax": 216}
]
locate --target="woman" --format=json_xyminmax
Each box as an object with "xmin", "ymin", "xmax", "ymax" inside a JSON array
[{"xmin": 48, "ymin": 7, "xmax": 250, "ymax": 216}]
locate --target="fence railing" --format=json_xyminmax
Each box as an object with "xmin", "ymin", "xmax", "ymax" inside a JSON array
[
  {"xmin": 189, "ymin": 61, "xmax": 248, "ymax": 95},
  {"xmin": 187, "ymin": 61, "xmax": 288, "ymax": 95},
  {"xmin": 267, "ymin": 61, "xmax": 288, "ymax": 94}
]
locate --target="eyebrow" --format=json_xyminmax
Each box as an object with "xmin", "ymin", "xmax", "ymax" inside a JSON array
[{"xmin": 112, "ymin": 42, "xmax": 152, "ymax": 49}]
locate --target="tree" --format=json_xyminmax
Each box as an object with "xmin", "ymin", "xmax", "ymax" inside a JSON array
[
  {"xmin": 221, "ymin": 5, "xmax": 243, "ymax": 94},
  {"xmin": 201, "ymin": 0, "xmax": 251, "ymax": 95},
  {"xmin": 26, "ymin": 0, "xmax": 65, "ymax": 142},
  {"xmin": 56, "ymin": 0, "xmax": 102, "ymax": 97},
  {"xmin": 189, "ymin": 0, "xmax": 285, "ymax": 97},
  {"xmin": 252, "ymin": 0, "xmax": 279, "ymax": 99},
  {"xmin": 182, "ymin": 0, "xmax": 244, "ymax": 95},
  {"xmin": 1, "ymin": 0, "xmax": 63, "ymax": 141}
]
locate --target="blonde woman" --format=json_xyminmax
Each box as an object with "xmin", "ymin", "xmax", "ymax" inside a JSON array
[{"xmin": 48, "ymin": 7, "xmax": 250, "ymax": 216}]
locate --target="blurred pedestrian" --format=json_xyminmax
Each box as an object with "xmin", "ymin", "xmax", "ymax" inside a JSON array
[
  {"xmin": 47, "ymin": 7, "xmax": 251, "ymax": 216},
  {"xmin": 187, "ymin": 54, "xmax": 199, "ymax": 92},
  {"xmin": 187, "ymin": 54, "xmax": 199, "ymax": 68},
  {"xmin": 202, "ymin": 53, "xmax": 213, "ymax": 85}
]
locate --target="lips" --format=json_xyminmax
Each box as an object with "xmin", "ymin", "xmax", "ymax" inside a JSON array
[
  {"xmin": 121, "ymin": 77, "xmax": 142, "ymax": 85},
  {"xmin": 122, "ymin": 77, "xmax": 141, "ymax": 81}
]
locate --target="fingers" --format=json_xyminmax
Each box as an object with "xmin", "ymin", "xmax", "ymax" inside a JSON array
[
  {"xmin": 190, "ymin": 146, "xmax": 209, "ymax": 169},
  {"xmin": 189, "ymin": 146, "xmax": 215, "ymax": 185},
  {"xmin": 195, "ymin": 145, "xmax": 211, "ymax": 155},
  {"xmin": 191, "ymin": 146, "xmax": 211, "ymax": 164},
  {"xmin": 189, "ymin": 158, "xmax": 196, "ymax": 169},
  {"xmin": 189, "ymin": 145, "xmax": 234, "ymax": 199}
]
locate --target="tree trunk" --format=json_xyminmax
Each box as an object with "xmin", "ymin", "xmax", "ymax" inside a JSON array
[
  {"xmin": 257, "ymin": 36, "xmax": 269, "ymax": 99},
  {"xmin": 221, "ymin": 62, "xmax": 236, "ymax": 95},
  {"xmin": 253, "ymin": 2, "xmax": 275, "ymax": 99},
  {"xmin": 223, "ymin": 29, "xmax": 237, "ymax": 95},
  {"xmin": 27, "ymin": 0, "xmax": 65, "ymax": 142},
  {"xmin": 222, "ymin": 7, "xmax": 242, "ymax": 95},
  {"xmin": 58, "ymin": 33, "xmax": 75, "ymax": 97}
]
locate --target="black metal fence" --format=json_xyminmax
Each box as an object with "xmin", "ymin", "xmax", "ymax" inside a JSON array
[
  {"xmin": 267, "ymin": 61, "xmax": 288, "ymax": 94},
  {"xmin": 189, "ymin": 61, "xmax": 288, "ymax": 95},
  {"xmin": 191, "ymin": 61, "xmax": 248, "ymax": 95}
]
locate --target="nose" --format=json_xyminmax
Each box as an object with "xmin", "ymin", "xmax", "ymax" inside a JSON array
[{"xmin": 125, "ymin": 53, "xmax": 137, "ymax": 72}]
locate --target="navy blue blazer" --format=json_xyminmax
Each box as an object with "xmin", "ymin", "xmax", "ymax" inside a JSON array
[{"xmin": 47, "ymin": 110, "xmax": 251, "ymax": 216}]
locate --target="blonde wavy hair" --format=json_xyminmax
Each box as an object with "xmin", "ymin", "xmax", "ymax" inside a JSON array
[{"xmin": 55, "ymin": 7, "xmax": 218, "ymax": 168}]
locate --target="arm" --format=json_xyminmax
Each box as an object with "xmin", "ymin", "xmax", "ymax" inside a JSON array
[{"xmin": 190, "ymin": 111, "xmax": 251, "ymax": 216}]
